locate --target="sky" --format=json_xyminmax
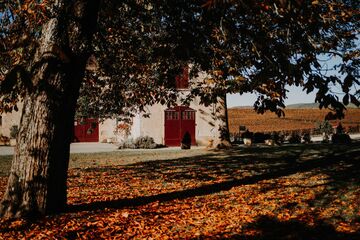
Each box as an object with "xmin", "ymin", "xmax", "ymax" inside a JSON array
[
  {"xmin": 226, "ymin": 52, "xmax": 358, "ymax": 108},
  {"xmin": 226, "ymin": 86, "xmax": 317, "ymax": 107}
]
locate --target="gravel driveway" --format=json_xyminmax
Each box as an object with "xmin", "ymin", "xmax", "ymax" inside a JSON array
[{"xmin": 1, "ymin": 133, "xmax": 360, "ymax": 156}]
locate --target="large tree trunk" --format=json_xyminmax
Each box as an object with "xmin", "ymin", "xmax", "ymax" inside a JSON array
[
  {"xmin": 0, "ymin": 0, "xmax": 100, "ymax": 219},
  {"xmin": 209, "ymin": 94, "xmax": 231, "ymax": 148},
  {"xmin": 219, "ymin": 95, "xmax": 230, "ymax": 142},
  {"xmin": 215, "ymin": 95, "xmax": 231, "ymax": 148}
]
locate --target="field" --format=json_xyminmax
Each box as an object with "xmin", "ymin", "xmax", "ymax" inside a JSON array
[
  {"xmin": 228, "ymin": 108, "xmax": 360, "ymax": 134},
  {"xmin": 1, "ymin": 143, "xmax": 360, "ymax": 239}
]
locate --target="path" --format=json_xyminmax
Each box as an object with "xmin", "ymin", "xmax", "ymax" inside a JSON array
[{"xmin": 1, "ymin": 133, "xmax": 360, "ymax": 156}]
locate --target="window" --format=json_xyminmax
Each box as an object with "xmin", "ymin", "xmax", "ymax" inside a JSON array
[
  {"xmin": 181, "ymin": 111, "xmax": 195, "ymax": 120},
  {"xmin": 165, "ymin": 111, "xmax": 179, "ymax": 120}
]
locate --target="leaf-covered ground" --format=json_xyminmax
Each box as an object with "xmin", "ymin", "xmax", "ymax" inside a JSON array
[{"xmin": 1, "ymin": 142, "xmax": 360, "ymax": 239}]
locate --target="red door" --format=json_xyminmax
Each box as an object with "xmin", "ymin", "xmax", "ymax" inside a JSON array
[
  {"xmin": 73, "ymin": 118, "xmax": 99, "ymax": 142},
  {"xmin": 164, "ymin": 106, "xmax": 196, "ymax": 146}
]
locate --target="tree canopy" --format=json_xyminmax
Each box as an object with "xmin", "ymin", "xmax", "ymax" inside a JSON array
[
  {"xmin": 0, "ymin": 0, "xmax": 359, "ymax": 219},
  {"xmin": 1, "ymin": 0, "xmax": 359, "ymax": 119}
]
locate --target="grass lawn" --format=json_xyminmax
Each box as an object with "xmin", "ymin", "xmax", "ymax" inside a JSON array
[{"xmin": 0, "ymin": 142, "xmax": 359, "ymax": 239}]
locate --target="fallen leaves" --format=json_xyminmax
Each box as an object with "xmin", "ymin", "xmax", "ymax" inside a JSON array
[{"xmin": 1, "ymin": 143, "xmax": 360, "ymax": 239}]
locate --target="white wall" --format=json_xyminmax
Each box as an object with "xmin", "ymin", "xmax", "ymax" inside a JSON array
[
  {"xmin": 99, "ymin": 118, "xmax": 117, "ymax": 143},
  {"xmin": 139, "ymin": 104, "xmax": 165, "ymax": 144},
  {"xmin": 0, "ymin": 102, "xmax": 23, "ymax": 138}
]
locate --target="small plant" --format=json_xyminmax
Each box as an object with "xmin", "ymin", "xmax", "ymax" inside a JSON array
[
  {"xmin": 315, "ymin": 120, "xmax": 333, "ymax": 143},
  {"xmin": 10, "ymin": 125, "xmax": 19, "ymax": 139},
  {"xmin": 118, "ymin": 139, "xmax": 136, "ymax": 149},
  {"xmin": 135, "ymin": 136, "xmax": 157, "ymax": 149},
  {"xmin": 315, "ymin": 120, "xmax": 333, "ymax": 135}
]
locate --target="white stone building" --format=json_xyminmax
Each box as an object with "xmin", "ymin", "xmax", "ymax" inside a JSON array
[
  {"xmin": 98, "ymin": 96, "xmax": 224, "ymax": 147},
  {"xmin": 95, "ymin": 70, "xmax": 224, "ymax": 147},
  {"xmin": 1, "ymin": 70, "xmax": 224, "ymax": 147}
]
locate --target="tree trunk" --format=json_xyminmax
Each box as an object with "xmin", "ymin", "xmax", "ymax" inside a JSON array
[
  {"xmin": 0, "ymin": 0, "xmax": 100, "ymax": 219},
  {"xmin": 217, "ymin": 95, "xmax": 231, "ymax": 142}
]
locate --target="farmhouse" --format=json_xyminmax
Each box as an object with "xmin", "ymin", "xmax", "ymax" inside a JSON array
[
  {"xmin": 1, "ymin": 69, "xmax": 225, "ymax": 147},
  {"xmin": 74, "ymin": 68, "xmax": 224, "ymax": 146}
]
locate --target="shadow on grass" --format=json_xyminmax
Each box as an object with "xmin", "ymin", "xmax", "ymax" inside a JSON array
[
  {"xmin": 68, "ymin": 141, "xmax": 360, "ymax": 211},
  {"xmin": 1, "ymin": 141, "xmax": 359, "ymax": 238},
  {"xmin": 65, "ymin": 140, "xmax": 360, "ymax": 238},
  {"xmin": 198, "ymin": 215, "xmax": 360, "ymax": 240}
]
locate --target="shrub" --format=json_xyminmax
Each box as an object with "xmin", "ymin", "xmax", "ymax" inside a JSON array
[
  {"xmin": 315, "ymin": 120, "xmax": 333, "ymax": 135},
  {"xmin": 118, "ymin": 136, "xmax": 163, "ymax": 149},
  {"xmin": 134, "ymin": 136, "xmax": 158, "ymax": 149},
  {"xmin": 118, "ymin": 139, "xmax": 137, "ymax": 149}
]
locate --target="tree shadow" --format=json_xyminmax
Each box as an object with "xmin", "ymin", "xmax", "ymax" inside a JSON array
[
  {"xmin": 197, "ymin": 215, "xmax": 360, "ymax": 240},
  {"xmin": 68, "ymin": 140, "xmax": 360, "ymax": 213}
]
